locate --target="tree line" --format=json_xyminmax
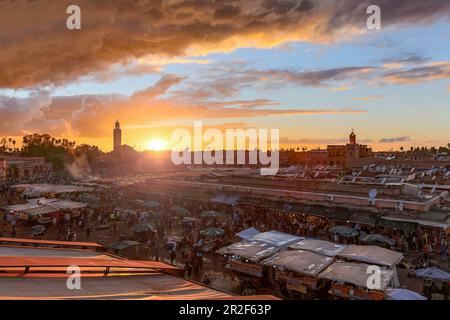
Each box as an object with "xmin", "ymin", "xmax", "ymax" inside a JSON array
[{"xmin": 1, "ymin": 134, "xmax": 103, "ymax": 170}]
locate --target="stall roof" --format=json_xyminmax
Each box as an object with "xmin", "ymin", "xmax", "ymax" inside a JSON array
[
  {"xmin": 3, "ymin": 199, "xmax": 88, "ymax": 215},
  {"xmin": 236, "ymin": 227, "xmax": 261, "ymax": 240},
  {"xmin": 2, "ymin": 203, "xmax": 40, "ymax": 212},
  {"xmin": 385, "ymin": 289, "xmax": 427, "ymax": 300},
  {"xmin": 347, "ymin": 212, "xmax": 379, "ymax": 226},
  {"xmin": 377, "ymin": 218, "xmax": 417, "ymax": 233},
  {"xmin": 327, "ymin": 209, "xmax": 350, "ymax": 222},
  {"xmin": 0, "ymin": 246, "xmax": 110, "ymax": 259},
  {"xmin": 23, "ymin": 205, "xmax": 59, "ymax": 216},
  {"xmin": 262, "ymin": 250, "xmax": 333, "ymax": 277},
  {"xmin": 12, "ymin": 184, "xmax": 93, "ymax": 198},
  {"xmin": 31, "ymin": 198, "xmax": 88, "ymax": 210},
  {"xmin": 217, "ymin": 241, "xmax": 279, "ymax": 262},
  {"xmin": 381, "ymin": 213, "xmax": 449, "ymax": 229},
  {"xmin": 289, "ymin": 239, "xmax": 347, "ymax": 257},
  {"xmin": 248, "ymin": 231, "xmax": 302, "ymax": 248},
  {"xmin": 337, "ymin": 245, "xmax": 403, "ymax": 267},
  {"xmin": 0, "ymin": 237, "xmax": 103, "ymax": 249},
  {"xmin": 414, "ymin": 267, "xmax": 450, "ymax": 281},
  {"xmin": 318, "ymin": 261, "xmax": 394, "ymax": 290},
  {"xmin": 0, "ymin": 256, "xmax": 179, "ymax": 272}
]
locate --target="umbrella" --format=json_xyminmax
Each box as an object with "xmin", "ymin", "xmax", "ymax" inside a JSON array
[
  {"xmin": 165, "ymin": 241, "xmax": 177, "ymax": 251},
  {"xmin": 329, "ymin": 225, "xmax": 359, "ymax": 238},
  {"xmin": 169, "ymin": 205, "xmax": 190, "ymax": 217},
  {"xmin": 182, "ymin": 217, "xmax": 200, "ymax": 224},
  {"xmin": 201, "ymin": 243, "xmax": 216, "ymax": 253},
  {"xmin": 385, "ymin": 289, "xmax": 427, "ymax": 300},
  {"xmin": 130, "ymin": 223, "xmax": 157, "ymax": 233},
  {"xmin": 359, "ymin": 233, "xmax": 396, "ymax": 246},
  {"xmin": 107, "ymin": 240, "xmax": 141, "ymax": 251},
  {"xmin": 201, "ymin": 210, "xmax": 222, "ymax": 219},
  {"xmin": 200, "ymin": 227, "xmax": 225, "ymax": 238},
  {"xmin": 414, "ymin": 267, "xmax": 450, "ymax": 281}
]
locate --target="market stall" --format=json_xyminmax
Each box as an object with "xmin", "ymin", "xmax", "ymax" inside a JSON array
[
  {"xmin": 217, "ymin": 240, "xmax": 279, "ymax": 289},
  {"xmin": 414, "ymin": 267, "xmax": 450, "ymax": 300},
  {"xmin": 318, "ymin": 261, "xmax": 395, "ymax": 300},
  {"xmin": 262, "ymin": 250, "xmax": 334, "ymax": 299}
]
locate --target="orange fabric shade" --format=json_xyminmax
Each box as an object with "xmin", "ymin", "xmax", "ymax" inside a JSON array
[
  {"xmin": 0, "ymin": 256, "xmax": 179, "ymax": 271},
  {"xmin": 0, "ymin": 237, "xmax": 103, "ymax": 249}
]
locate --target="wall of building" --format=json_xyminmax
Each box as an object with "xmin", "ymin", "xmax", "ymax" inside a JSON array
[
  {"xmin": 0, "ymin": 157, "xmax": 50, "ymax": 179},
  {"xmin": 347, "ymin": 157, "xmax": 450, "ymax": 170},
  {"xmin": 152, "ymin": 179, "xmax": 445, "ymax": 213},
  {"xmin": 0, "ymin": 158, "xmax": 6, "ymax": 181}
]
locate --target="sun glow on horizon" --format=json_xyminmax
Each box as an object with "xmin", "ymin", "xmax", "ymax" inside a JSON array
[{"xmin": 146, "ymin": 139, "xmax": 169, "ymax": 151}]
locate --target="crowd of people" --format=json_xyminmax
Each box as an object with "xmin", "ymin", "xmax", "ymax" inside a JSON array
[{"xmin": 1, "ymin": 174, "xmax": 450, "ymax": 285}]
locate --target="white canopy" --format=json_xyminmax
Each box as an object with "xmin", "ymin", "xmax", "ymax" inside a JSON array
[
  {"xmin": 318, "ymin": 261, "xmax": 395, "ymax": 291},
  {"xmin": 289, "ymin": 239, "xmax": 346, "ymax": 257},
  {"xmin": 385, "ymin": 289, "xmax": 427, "ymax": 300},
  {"xmin": 248, "ymin": 231, "xmax": 302, "ymax": 248},
  {"xmin": 337, "ymin": 245, "xmax": 403, "ymax": 267},
  {"xmin": 262, "ymin": 250, "xmax": 334, "ymax": 277},
  {"xmin": 414, "ymin": 267, "xmax": 450, "ymax": 281},
  {"xmin": 236, "ymin": 227, "xmax": 261, "ymax": 240}
]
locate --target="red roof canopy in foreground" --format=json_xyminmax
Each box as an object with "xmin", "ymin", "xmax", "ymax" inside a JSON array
[
  {"xmin": 0, "ymin": 237, "xmax": 103, "ymax": 249},
  {"xmin": 0, "ymin": 256, "xmax": 178, "ymax": 271}
]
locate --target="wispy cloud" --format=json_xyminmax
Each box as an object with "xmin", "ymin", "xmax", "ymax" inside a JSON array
[
  {"xmin": 331, "ymin": 87, "xmax": 354, "ymax": 92},
  {"xmin": 352, "ymin": 95, "xmax": 385, "ymax": 101},
  {"xmin": 379, "ymin": 136, "xmax": 411, "ymax": 143},
  {"xmin": 382, "ymin": 61, "xmax": 450, "ymax": 84},
  {"xmin": 281, "ymin": 137, "xmax": 373, "ymax": 145}
]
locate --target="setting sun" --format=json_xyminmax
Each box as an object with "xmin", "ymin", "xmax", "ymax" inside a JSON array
[{"xmin": 146, "ymin": 139, "xmax": 168, "ymax": 151}]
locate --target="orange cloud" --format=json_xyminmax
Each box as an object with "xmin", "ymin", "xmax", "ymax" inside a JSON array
[
  {"xmin": 383, "ymin": 61, "xmax": 450, "ymax": 84},
  {"xmin": 0, "ymin": 75, "xmax": 365, "ymax": 145},
  {"xmin": 331, "ymin": 87, "xmax": 354, "ymax": 92}
]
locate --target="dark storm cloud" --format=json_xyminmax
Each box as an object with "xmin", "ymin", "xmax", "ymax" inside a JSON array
[{"xmin": 0, "ymin": 0, "xmax": 449, "ymax": 88}]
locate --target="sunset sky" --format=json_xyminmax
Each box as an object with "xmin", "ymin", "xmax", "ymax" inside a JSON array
[{"xmin": 0, "ymin": 0, "xmax": 449, "ymax": 152}]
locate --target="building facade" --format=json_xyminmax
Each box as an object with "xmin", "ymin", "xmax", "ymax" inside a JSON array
[
  {"xmin": 292, "ymin": 131, "xmax": 373, "ymax": 167},
  {"xmin": 0, "ymin": 156, "xmax": 50, "ymax": 180}
]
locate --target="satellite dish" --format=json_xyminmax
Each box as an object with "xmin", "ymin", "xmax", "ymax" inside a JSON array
[{"xmin": 369, "ymin": 189, "xmax": 378, "ymax": 199}]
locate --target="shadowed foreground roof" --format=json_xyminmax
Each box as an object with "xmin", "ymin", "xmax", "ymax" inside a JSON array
[
  {"xmin": 0, "ymin": 274, "xmax": 237, "ymax": 300},
  {"xmin": 0, "ymin": 237, "xmax": 103, "ymax": 249},
  {"xmin": 0, "ymin": 240, "xmax": 278, "ymax": 300}
]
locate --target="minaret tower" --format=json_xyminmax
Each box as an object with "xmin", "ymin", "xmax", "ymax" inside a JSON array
[
  {"xmin": 113, "ymin": 120, "xmax": 122, "ymax": 152},
  {"xmin": 349, "ymin": 129, "xmax": 356, "ymax": 145}
]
